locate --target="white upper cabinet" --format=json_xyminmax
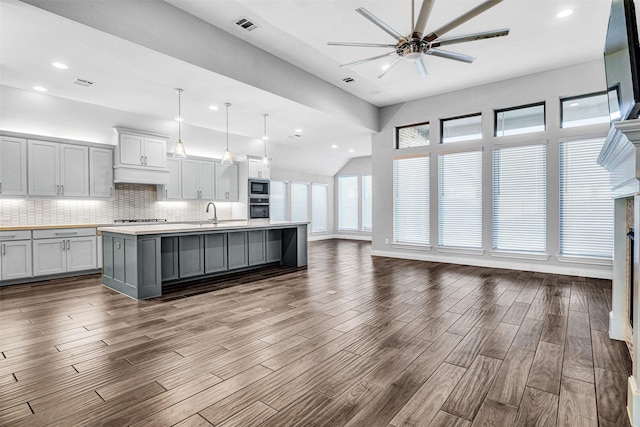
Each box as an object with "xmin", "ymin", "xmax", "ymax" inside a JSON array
[
  {"xmin": 160, "ymin": 157, "xmax": 182, "ymax": 199},
  {"xmin": 182, "ymin": 159, "xmax": 215, "ymax": 200},
  {"xmin": 113, "ymin": 127, "xmax": 169, "ymax": 184},
  {"xmin": 0, "ymin": 136, "xmax": 27, "ymax": 197},
  {"xmin": 28, "ymin": 140, "xmax": 89, "ymax": 197},
  {"xmin": 60, "ymin": 144, "xmax": 89, "ymax": 197},
  {"xmin": 248, "ymin": 157, "xmax": 271, "ymax": 179},
  {"xmin": 89, "ymin": 147, "xmax": 114, "ymax": 198},
  {"xmin": 215, "ymin": 163, "xmax": 239, "ymax": 201}
]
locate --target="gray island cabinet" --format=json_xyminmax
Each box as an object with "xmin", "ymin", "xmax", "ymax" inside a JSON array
[{"xmin": 98, "ymin": 221, "xmax": 307, "ymax": 300}]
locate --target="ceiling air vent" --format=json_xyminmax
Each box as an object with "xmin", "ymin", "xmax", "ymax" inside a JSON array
[
  {"xmin": 73, "ymin": 78, "xmax": 95, "ymax": 87},
  {"xmin": 342, "ymin": 77, "xmax": 355, "ymax": 84},
  {"xmin": 235, "ymin": 17, "xmax": 258, "ymax": 32}
]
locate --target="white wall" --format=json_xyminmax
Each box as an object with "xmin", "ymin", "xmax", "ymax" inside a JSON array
[
  {"xmin": 0, "ymin": 85, "xmax": 352, "ymax": 177},
  {"xmin": 372, "ymin": 60, "xmax": 613, "ymax": 278}
]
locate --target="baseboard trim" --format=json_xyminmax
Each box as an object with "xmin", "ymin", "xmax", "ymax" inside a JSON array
[
  {"xmin": 309, "ymin": 234, "xmax": 372, "ymax": 242},
  {"xmin": 370, "ymin": 249, "xmax": 612, "ymax": 279}
]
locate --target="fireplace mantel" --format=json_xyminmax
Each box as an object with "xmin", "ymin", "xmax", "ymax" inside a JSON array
[{"xmin": 599, "ymin": 118, "xmax": 640, "ymax": 427}]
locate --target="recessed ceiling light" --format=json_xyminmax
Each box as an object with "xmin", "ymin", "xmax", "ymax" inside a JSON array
[
  {"xmin": 381, "ymin": 63, "xmax": 390, "ymax": 71},
  {"xmin": 569, "ymin": 102, "xmax": 579, "ymax": 107},
  {"xmin": 295, "ymin": 128, "xmax": 303, "ymax": 133},
  {"xmin": 209, "ymin": 105, "xmax": 219, "ymax": 111},
  {"xmin": 51, "ymin": 62, "xmax": 68, "ymax": 70},
  {"xmin": 331, "ymin": 144, "xmax": 338, "ymax": 149},
  {"xmin": 32, "ymin": 86, "xmax": 47, "ymax": 92},
  {"xmin": 348, "ymin": 149, "xmax": 355, "ymax": 153},
  {"xmin": 174, "ymin": 117, "xmax": 184, "ymax": 122},
  {"xmin": 557, "ymin": 9, "xmax": 573, "ymax": 18}
]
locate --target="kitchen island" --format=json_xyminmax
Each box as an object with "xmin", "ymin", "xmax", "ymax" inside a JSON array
[{"xmin": 97, "ymin": 221, "xmax": 308, "ymax": 299}]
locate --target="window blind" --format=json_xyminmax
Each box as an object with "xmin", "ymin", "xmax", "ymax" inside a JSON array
[
  {"xmin": 362, "ymin": 175, "xmax": 372, "ymax": 232},
  {"xmin": 291, "ymin": 182, "xmax": 309, "ymax": 222},
  {"xmin": 311, "ymin": 183, "xmax": 328, "ymax": 233},
  {"xmin": 393, "ymin": 155, "xmax": 429, "ymax": 245},
  {"xmin": 560, "ymin": 138, "xmax": 613, "ymax": 258},
  {"xmin": 338, "ymin": 176, "xmax": 358, "ymax": 231},
  {"xmin": 438, "ymin": 150, "xmax": 482, "ymax": 248},
  {"xmin": 493, "ymin": 144, "xmax": 546, "ymax": 253},
  {"xmin": 270, "ymin": 180, "xmax": 287, "ymax": 221}
]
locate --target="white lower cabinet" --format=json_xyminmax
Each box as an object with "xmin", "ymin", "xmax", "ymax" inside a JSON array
[
  {"xmin": 1, "ymin": 238, "xmax": 32, "ymax": 281},
  {"xmin": 33, "ymin": 229, "xmax": 97, "ymax": 277}
]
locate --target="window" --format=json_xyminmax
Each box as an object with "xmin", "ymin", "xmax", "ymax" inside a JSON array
[
  {"xmin": 560, "ymin": 138, "xmax": 614, "ymax": 258},
  {"xmin": 493, "ymin": 144, "xmax": 546, "ymax": 253},
  {"xmin": 394, "ymin": 155, "xmax": 429, "ymax": 246},
  {"xmin": 561, "ymin": 92, "xmax": 611, "ymax": 128},
  {"xmin": 338, "ymin": 176, "xmax": 358, "ymax": 231},
  {"xmin": 397, "ymin": 122, "xmax": 430, "ymax": 148},
  {"xmin": 441, "ymin": 114, "xmax": 482, "ymax": 143},
  {"xmin": 291, "ymin": 182, "xmax": 309, "ymax": 222},
  {"xmin": 311, "ymin": 183, "xmax": 328, "ymax": 233},
  {"xmin": 270, "ymin": 180, "xmax": 287, "ymax": 221},
  {"xmin": 438, "ymin": 150, "xmax": 482, "ymax": 248},
  {"xmin": 362, "ymin": 175, "xmax": 372, "ymax": 232},
  {"xmin": 495, "ymin": 102, "xmax": 545, "ymax": 137}
]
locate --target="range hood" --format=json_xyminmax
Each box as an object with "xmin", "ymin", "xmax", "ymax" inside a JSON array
[{"xmin": 112, "ymin": 127, "xmax": 171, "ymax": 185}]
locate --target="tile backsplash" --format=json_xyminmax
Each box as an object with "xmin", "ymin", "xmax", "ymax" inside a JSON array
[{"xmin": 0, "ymin": 184, "xmax": 241, "ymax": 226}]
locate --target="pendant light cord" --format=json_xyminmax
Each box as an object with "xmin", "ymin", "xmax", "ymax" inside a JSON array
[
  {"xmin": 225, "ymin": 102, "xmax": 231, "ymax": 150},
  {"xmin": 177, "ymin": 89, "xmax": 182, "ymax": 140},
  {"xmin": 263, "ymin": 113, "xmax": 268, "ymax": 158}
]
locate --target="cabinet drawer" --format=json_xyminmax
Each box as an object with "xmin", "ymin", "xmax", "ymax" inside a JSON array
[
  {"xmin": 0, "ymin": 230, "xmax": 31, "ymax": 241},
  {"xmin": 33, "ymin": 227, "xmax": 96, "ymax": 239}
]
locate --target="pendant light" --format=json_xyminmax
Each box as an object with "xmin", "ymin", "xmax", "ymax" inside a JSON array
[
  {"xmin": 173, "ymin": 88, "xmax": 187, "ymax": 158},
  {"xmin": 262, "ymin": 113, "xmax": 272, "ymax": 167},
  {"xmin": 221, "ymin": 102, "xmax": 234, "ymax": 165}
]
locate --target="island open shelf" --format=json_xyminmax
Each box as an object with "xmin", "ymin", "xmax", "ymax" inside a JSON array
[{"xmin": 98, "ymin": 221, "xmax": 308, "ymax": 299}]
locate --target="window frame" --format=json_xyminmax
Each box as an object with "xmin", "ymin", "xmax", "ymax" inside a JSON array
[
  {"xmin": 337, "ymin": 174, "xmax": 360, "ymax": 232},
  {"xmin": 560, "ymin": 91, "xmax": 610, "ymax": 128},
  {"xmin": 395, "ymin": 121, "xmax": 430, "ymax": 149},
  {"xmin": 311, "ymin": 182, "xmax": 329, "ymax": 234},
  {"xmin": 440, "ymin": 113, "xmax": 483, "ymax": 144},
  {"xmin": 494, "ymin": 101, "xmax": 546, "ymax": 137}
]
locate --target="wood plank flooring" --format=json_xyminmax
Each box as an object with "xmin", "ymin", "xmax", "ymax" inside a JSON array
[{"xmin": 0, "ymin": 240, "xmax": 631, "ymax": 426}]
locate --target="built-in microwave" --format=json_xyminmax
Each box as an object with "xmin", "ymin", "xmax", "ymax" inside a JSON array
[{"xmin": 249, "ymin": 179, "xmax": 270, "ymax": 198}]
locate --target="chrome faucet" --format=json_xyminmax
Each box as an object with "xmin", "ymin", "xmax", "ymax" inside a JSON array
[{"xmin": 205, "ymin": 202, "xmax": 218, "ymax": 224}]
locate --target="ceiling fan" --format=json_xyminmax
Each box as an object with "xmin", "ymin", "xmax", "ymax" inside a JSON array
[{"xmin": 328, "ymin": 0, "xmax": 509, "ymax": 78}]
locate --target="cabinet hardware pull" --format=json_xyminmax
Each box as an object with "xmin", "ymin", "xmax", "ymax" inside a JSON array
[
  {"xmin": 140, "ymin": 156, "xmax": 144, "ymax": 165},
  {"xmin": 67, "ymin": 240, "xmax": 70, "ymax": 250},
  {"xmin": 62, "ymin": 240, "xmax": 66, "ymax": 251},
  {"xmin": 2, "ymin": 244, "xmax": 5, "ymax": 255},
  {"xmin": 55, "ymin": 232, "xmax": 78, "ymax": 236},
  {"xmin": 61, "ymin": 185, "xmax": 64, "ymax": 195},
  {"xmin": 165, "ymin": 188, "xmax": 168, "ymax": 198},
  {"xmin": 2, "ymin": 235, "xmax": 16, "ymax": 238},
  {"xmin": 110, "ymin": 186, "xmax": 114, "ymax": 196},
  {"xmin": 56, "ymin": 185, "xmax": 60, "ymax": 195},
  {"xmin": 0, "ymin": 182, "xmax": 2, "ymax": 193},
  {"xmin": 144, "ymin": 156, "xmax": 148, "ymax": 165}
]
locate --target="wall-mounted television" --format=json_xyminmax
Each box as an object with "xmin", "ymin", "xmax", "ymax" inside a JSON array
[{"xmin": 604, "ymin": 0, "xmax": 640, "ymax": 121}]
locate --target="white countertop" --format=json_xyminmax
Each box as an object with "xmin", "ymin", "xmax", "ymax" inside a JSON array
[{"xmin": 97, "ymin": 220, "xmax": 309, "ymax": 235}]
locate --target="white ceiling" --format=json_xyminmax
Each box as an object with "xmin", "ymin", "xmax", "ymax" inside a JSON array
[
  {"xmin": 167, "ymin": 0, "xmax": 612, "ymax": 106},
  {"xmin": 0, "ymin": 0, "xmax": 612, "ymax": 165}
]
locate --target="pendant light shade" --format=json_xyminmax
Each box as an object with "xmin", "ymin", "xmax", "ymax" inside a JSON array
[
  {"xmin": 221, "ymin": 102, "xmax": 234, "ymax": 165},
  {"xmin": 173, "ymin": 88, "xmax": 187, "ymax": 158},
  {"xmin": 262, "ymin": 113, "xmax": 272, "ymax": 167}
]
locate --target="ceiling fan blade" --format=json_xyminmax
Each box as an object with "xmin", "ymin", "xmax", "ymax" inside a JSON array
[
  {"xmin": 378, "ymin": 57, "xmax": 403, "ymax": 79},
  {"xmin": 339, "ymin": 51, "xmax": 397, "ymax": 68},
  {"xmin": 413, "ymin": 0, "xmax": 436, "ymax": 37},
  {"xmin": 416, "ymin": 56, "xmax": 427, "ymax": 77},
  {"xmin": 423, "ymin": 0, "xmax": 504, "ymax": 41},
  {"xmin": 427, "ymin": 48, "xmax": 475, "ymax": 63},
  {"xmin": 356, "ymin": 8, "xmax": 405, "ymax": 41},
  {"xmin": 431, "ymin": 28, "xmax": 510, "ymax": 47},
  {"xmin": 328, "ymin": 42, "xmax": 398, "ymax": 48}
]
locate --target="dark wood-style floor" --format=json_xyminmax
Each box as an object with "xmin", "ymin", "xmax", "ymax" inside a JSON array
[{"xmin": 0, "ymin": 240, "xmax": 632, "ymax": 426}]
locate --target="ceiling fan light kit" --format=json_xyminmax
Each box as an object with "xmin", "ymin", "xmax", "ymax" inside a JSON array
[{"xmin": 329, "ymin": 0, "xmax": 509, "ymax": 79}]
